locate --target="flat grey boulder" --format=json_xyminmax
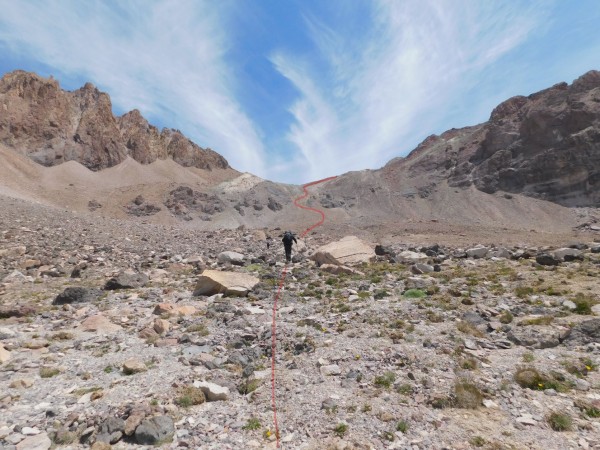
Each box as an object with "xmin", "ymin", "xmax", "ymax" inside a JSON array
[
  {"xmin": 466, "ymin": 246, "xmax": 489, "ymax": 259},
  {"xmin": 507, "ymin": 325, "xmax": 570, "ymax": 349},
  {"xmin": 193, "ymin": 270, "xmax": 259, "ymax": 297},
  {"xmin": 564, "ymin": 319, "xmax": 600, "ymax": 346},
  {"xmin": 536, "ymin": 253, "xmax": 560, "ymax": 266},
  {"xmin": 552, "ymin": 247, "xmax": 584, "ymax": 261},
  {"xmin": 53, "ymin": 287, "xmax": 103, "ymax": 305},
  {"xmin": 217, "ymin": 251, "xmax": 245, "ymax": 266},
  {"xmin": 105, "ymin": 271, "xmax": 149, "ymax": 290},
  {"xmin": 134, "ymin": 415, "xmax": 174, "ymax": 445},
  {"xmin": 311, "ymin": 236, "xmax": 374, "ymax": 266}
]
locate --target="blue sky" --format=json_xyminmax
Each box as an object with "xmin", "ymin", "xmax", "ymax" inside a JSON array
[{"xmin": 1, "ymin": 1, "xmax": 599, "ymax": 184}]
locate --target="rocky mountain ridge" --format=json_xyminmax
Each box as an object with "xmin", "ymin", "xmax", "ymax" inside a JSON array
[
  {"xmin": 378, "ymin": 70, "xmax": 600, "ymax": 207},
  {"xmin": 0, "ymin": 71, "xmax": 229, "ymax": 171}
]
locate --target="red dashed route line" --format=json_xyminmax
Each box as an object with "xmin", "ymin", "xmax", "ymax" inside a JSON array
[{"xmin": 270, "ymin": 175, "xmax": 337, "ymax": 448}]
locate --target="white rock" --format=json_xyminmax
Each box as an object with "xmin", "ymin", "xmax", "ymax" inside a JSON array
[
  {"xmin": 21, "ymin": 427, "xmax": 40, "ymax": 436},
  {"xmin": 482, "ymin": 400, "xmax": 498, "ymax": 408},
  {"xmin": 562, "ymin": 300, "xmax": 577, "ymax": 310},
  {"xmin": 320, "ymin": 364, "xmax": 341, "ymax": 376},
  {"xmin": 193, "ymin": 381, "xmax": 230, "ymax": 401},
  {"xmin": 0, "ymin": 327, "xmax": 16, "ymax": 339},
  {"xmin": 516, "ymin": 416, "xmax": 537, "ymax": 426}
]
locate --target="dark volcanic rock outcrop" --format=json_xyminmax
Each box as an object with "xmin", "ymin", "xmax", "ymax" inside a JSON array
[
  {"xmin": 384, "ymin": 70, "xmax": 600, "ymax": 207},
  {"xmin": 164, "ymin": 186, "xmax": 224, "ymax": 221},
  {"xmin": 0, "ymin": 71, "xmax": 229, "ymax": 171}
]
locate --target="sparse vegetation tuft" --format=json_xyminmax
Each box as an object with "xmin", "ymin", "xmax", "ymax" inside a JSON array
[
  {"xmin": 547, "ymin": 411, "xmax": 572, "ymax": 431},
  {"xmin": 333, "ymin": 423, "xmax": 348, "ymax": 437},
  {"xmin": 243, "ymin": 417, "xmax": 261, "ymax": 430},
  {"xmin": 374, "ymin": 371, "xmax": 396, "ymax": 389},
  {"xmin": 403, "ymin": 289, "xmax": 426, "ymax": 298},
  {"xmin": 39, "ymin": 367, "xmax": 60, "ymax": 378},
  {"xmin": 453, "ymin": 379, "xmax": 483, "ymax": 409},
  {"xmin": 175, "ymin": 386, "xmax": 206, "ymax": 407}
]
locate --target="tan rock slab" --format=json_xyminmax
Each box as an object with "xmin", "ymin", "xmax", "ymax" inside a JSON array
[
  {"xmin": 193, "ymin": 270, "xmax": 259, "ymax": 297},
  {"xmin": 0, "ymin": 344, "xmax": 11, "ymax": 363},
  {"xmin": 79, "ymin": 315, "xmax": 122, "ymax": 333},
  {"xmin": 311, "ymin": 236, "xmax": 374, "ymax": 266},
  {"xmin": 153, "ymin": 318, "xmax": 171, "ymax": 335},
  {"xmin": 0, "ymin": 246, "xmax": 26, "ymax": 258},
  {"xmin": 16, "ymin": 432, "xmax": 51, "ymax": 450},
  {"xmin": 153, "ymin": 303, "xmax": 197, "ymax": 316},
  {"xmin": 9, "ymin": 378, "xmax": 34, "ymax": 389},
  {"xmin": 319, "ymin": 263, "xmax": 364, "ymax": 276},
  {"xmin": 122, "ymin": 358, "xmax": 147, "ymax": 375}
]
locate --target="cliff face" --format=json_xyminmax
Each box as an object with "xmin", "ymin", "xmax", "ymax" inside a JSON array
[
  {"xmin": 0, "ymin": 71, "xmax": 229, "ymax": 171},
  {"xmin": 386, "ymin": 70, "xmax": 600, "ymax": 207}
]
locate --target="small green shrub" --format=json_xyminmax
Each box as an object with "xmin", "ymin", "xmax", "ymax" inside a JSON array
[
  {"xmin": 456, "ymin": 321, "xmax": 484, "ymax": 337},
  {"xmin": 459, "ymin": 357, "xmax": 478, "ymax": 370},
  {"xmin": 396, "ymin": 383, "xmax": 413, "ymax": 395},
  {"xmin": 572, "ymin": 293, "xmax": 597, "ymax": 315},
  {"xmin": 374, "ymin": 371, "xmax": 396, "ymax": 389},
  {"xmin": 238, "ymin": 379, "xmax": 261, "ymax": 395},
  {"xmin": 547, "ymin": 411, "xmax": 572, "ymax": 431},
  {"xmin": 519, "ymin": 315, "xmax": 554, "ymax": 326},
  {"xmin": 585, "ymin": 407, "xmax": 600, "ymax": 418},
  {"xmin": 396, "ymin": 420, "xmax": 408, "ymax": 433},
  {"xmin": 403, "ymin": 289, "xmax": 426, "ymax": 298},
  {"xmin": 334, "ymin": 423, "xmax": 348, "ymax": 436},
  {"xmin": 469, "ymin": 436, "xmax": 486, "ymax": 447},
  {"xmin": 499, "ymin": 311, "xmax": 513, "ymax": 324},
  {"xmin": 243, "ymin": 417, "xmax": 261, "ymax": 430},
  {"xmin": 515, "ymin": 286, "xmax": 534, "ymax": 298},
  {"xmin": 52, "ymin": 429, "xmax": 77, "ymax": 445},
  {"xmin": 51, "ymin": 331, "xmax": 74, "ymax": 340},
  {"xmin": 39, "ymin": 367, "xmax": 60, "ymax": 378},
  {"xmin": 514, "ymin": 367, "xmax": 570, "ymax": 392},
  {"xmin": 186, "ymin": 323, "xmax": 209, "ymax": 336},
  {"xmin": 522, "ymin": 352, "xmax": 535, "ymax": 363}
]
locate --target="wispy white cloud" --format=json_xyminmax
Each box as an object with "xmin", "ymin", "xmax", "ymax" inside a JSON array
[
  {"xmin": 273, "ymin": 0, "xmax": 550, "ymax": 181},
  {"xmin": 0, "ymin": 0, "xmax": 267, "ymax": 176}
]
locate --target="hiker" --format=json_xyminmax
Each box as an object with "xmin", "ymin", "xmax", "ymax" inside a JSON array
[{"xmin": 282, "ymin": 231, "xmax": 297, "ymax": 262}]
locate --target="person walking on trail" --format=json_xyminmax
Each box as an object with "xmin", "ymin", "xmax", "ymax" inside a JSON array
[{"xmin": 282, "ymin": 231, "xmax": 297, "ymax": 263}]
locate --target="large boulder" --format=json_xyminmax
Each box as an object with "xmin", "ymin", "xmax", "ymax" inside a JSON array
[
  {"xmin": 193, "ymin": 270, "xmax": 259, "ymax": 297},
  {"xmin": 311, "ymin": 236, "xmax": 374, "ymax": 266}
]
